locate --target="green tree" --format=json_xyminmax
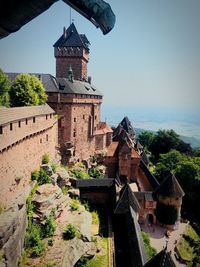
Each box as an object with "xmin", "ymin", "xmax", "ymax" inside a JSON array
[
  {"xmin": 154, "ymin": 150, "xmax": 184, "ymax": 181},
  {"xmin": 9, "ymin": 73, "xmax": 47, "ymax": 107},
  {"xmin": 0, "ymin": 69, "xmax": 10, "ymax": 107},
  {"xmin": 137, "ymin": 131, "xmax": 155, "ymax": 150},
  {"xmin": 155, "ymin": 203, "xmax": 178, "ymax": 225},
  {"xmin": 149, "ymin": 129, "xmax": 180, "ymax": 160}
]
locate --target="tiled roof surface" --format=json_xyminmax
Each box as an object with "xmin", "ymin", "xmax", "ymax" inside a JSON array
[
  {"xmin": 144, "ymin": 248, "xmax": 176, "ymax": 267},
  {"xmin": 140, "ymin": 160, "xmax": 160, "ymax": 190},
  {"xmin": 51, "ymin": 78, "xmax": 103, "ymax": 96},
  {"xmin": 106, "ymin": 142, "xmax": 119, "ymax": 157},
  {"xmin": 76, "ymin": 178, "xmax": 115, "ymax": 188},
  {"xmin": 6, "ymin": 73, "xmax": 103, "ymax": 96},
  {"xmin": 131, "ymin": 148, "xmax": 141, "ymax": 159},
  {"xmin": 94, "ymin": 122, "xmax": 113, "ymax": 135},
  {"xmin": 0, "ymin": 104, "xmax": 54, "ymax": 126},
  {"xmin": 53, "ymin": 23, "xmax": 89, "ymax": 51},
  {"xmin": 154, "ymin": 172, "xmax": 185, "ymax": 198}
]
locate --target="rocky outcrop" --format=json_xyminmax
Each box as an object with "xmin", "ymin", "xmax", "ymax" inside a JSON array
[
  {"xmin": 32, "ymin": 184, "xmax": 69, "ymax": 221},
  {"xmin": 56, "ymin": 167, "xmax": 71, "ymax": 188},
  {"xmin": 0, "ymin": 201, "xmax": 26, "ymax": 267}
]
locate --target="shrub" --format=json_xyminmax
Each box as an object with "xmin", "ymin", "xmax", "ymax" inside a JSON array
[
  {"xmin": 48, "ymin": 239, "xmax": 54, "ymax": 246},
  {"xmin": 41, "ymin": 212, "xmax": 56, "ymax": 238},
  {"xmin": 38, "ymin": 169, "xmax": 50, "ymax": 185},
  {"xmin": 31, "ymin": 170, "xmax": 40, "ymax": 181},
  {"xmin": 25, "ymin": 222, "xmax": 42, "ymax": 248},
  {"xmin": 42, "ymin": 153, "xmax": 50, "ymax": 164},
  {"xmin": 70, "ymin": 199, "xmax": 80, "ymax": 211},
  {"xmin": 63, "ymin": 224, "xmax": 79, "ymax": 240},
  {"xmin": 51, "ymin": 162, "xmax": 57, "ymax": 173},
  {"xmin": 31, "ymin": 241, "xmax": 45, "ymax": 257},
  {"xmin": 71, "ymin": 169, "xmax": 89, "ymax": 179}
]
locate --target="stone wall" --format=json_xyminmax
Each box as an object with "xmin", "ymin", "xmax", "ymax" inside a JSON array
[
  {"xmin": 47, "ymin": 93, "xmax": 107, "ymax": 163},
  {"xmin": 0, "ymin": 117, "xmax": 58, "ymax": 207}
]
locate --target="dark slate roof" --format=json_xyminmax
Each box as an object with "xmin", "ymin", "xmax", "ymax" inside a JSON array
[
  {"xmin": 114, "ymin": 184, "xmax": 140, "ymax": 214},
  {"xmin": 119, "ymin": 116, "xmax": 136, "ymax": 140},
  {"xmin": 6, "ymin": 73, "xmax": 103, "ymax": 96},
  {"xmin": 144, "ymin": 247, "xmax": 176, "ymax": 267},
  {"xmin": 53, "ymin": 23, "xmax": 89, "ymax": 51},
  {"xmin": 128, "ymin": 207, "xmax": 147, "ymax": 266},
  {"xmin": 154, "ymin": 172, "xmax": 185, "ymax": 198},
  {"xmin": 55, "ymin": 78, "xmax": 103, "ymax": 96},
  {"xmin": 134, "ymin": 192, "xmax": 155, "ymax": 202},
  {"xmin": 140, "ymin": 160, "xmax": 160, "ymax": 190},
  {"xmin": 141, "ymin": 151, "xmax": 149, "ymax": 166},
  {"xmin": 113, "ymin": 126, "xmax": 135, "ymax": 147},
  {"xmin": 76, "ymin": 178, "xmax": 115, "ymax": 188}
]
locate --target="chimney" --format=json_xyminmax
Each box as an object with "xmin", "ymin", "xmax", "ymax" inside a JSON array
[
  {"xmin": 63, "ymin": 27, "xmax": 67, "ymax": 38},
  {"xmin": 88, "ymin": 76, "xmax": 92, "ymax": 84}
]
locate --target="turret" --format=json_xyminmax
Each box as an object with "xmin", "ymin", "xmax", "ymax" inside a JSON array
[{"xmin": 54, "ymin": 23, "xmax": 90, "ymax": 80}]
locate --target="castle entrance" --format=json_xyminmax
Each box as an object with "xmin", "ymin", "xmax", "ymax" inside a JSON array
[{"xmin": 147, "ymin": 214, "xmax": 154, "ymax": 224}]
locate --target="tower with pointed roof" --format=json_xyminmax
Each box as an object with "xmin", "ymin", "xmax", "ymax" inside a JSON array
[{"xmin": 54, "ymin": 23, "xmax": 90, "ymax": 80}]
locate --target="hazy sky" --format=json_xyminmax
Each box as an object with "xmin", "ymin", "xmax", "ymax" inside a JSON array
[{"xmin": 0, "ymin": 0, "xmax": 200, "ymax": 111}]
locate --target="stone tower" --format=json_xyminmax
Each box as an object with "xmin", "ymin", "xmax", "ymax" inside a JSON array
[{"xmin": 54, "ymin": 23, "xmax": 90, "ymax": 80}]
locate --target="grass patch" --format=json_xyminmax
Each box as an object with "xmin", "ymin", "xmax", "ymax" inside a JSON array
[
  {"xmin": 142, "ymin": 231, "xmax": 157, "ymax": 260},
  {"xmin": 177, "ymin": 224, "xmax": 200, "ymax": 262},
  {"xmin": 70, "ymin": 198, "xmax": 81, "ymax": 211},
  {"xmin": 92, "ymin": 211, "xmax": 99, "ymax": 225},
  {"xmin": 85, "ymin": 238, "xmax": 109, "ymax": 267}
]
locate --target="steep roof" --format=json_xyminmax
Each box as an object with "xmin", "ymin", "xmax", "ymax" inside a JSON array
[
  {"xmin": 94, "ymin": 122, "xmax": 113, "ymax": 135},
  {"xmin": 144, "ymin": 247, "xmax": 176, "ymax": 267},
  {"xmin": 154, "ymin": 172, "xmax": 185, "ymax": 198},
  {"xmin": 53, "ymin": 23, "xmax": 90, "ymax": 51},
  {"xmin": 120, "ymin": 116, "xmax": 136, "ymax": 140},
  {"xmin": 114, "ymin": 184, "xmax": 140, "ymax": 214},
  {"xmin": 0, "ymin": 104, "xmax": 54, "ymax": 126},
  {"xmin": 140, "ymin": 160, "xmax": 160, "ymax": 190},
  {"xmin": 6, "ymin": 73, "xmax": 103, "ymax": 97}
]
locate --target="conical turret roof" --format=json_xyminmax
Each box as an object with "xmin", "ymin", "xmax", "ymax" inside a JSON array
[
  {"xmin": 154, "ymin": 172, "xmax": 184, "ymax": 198},
  {"xmin": 144, "ymin": 247, "xmax": 176, "ymax": 267}
]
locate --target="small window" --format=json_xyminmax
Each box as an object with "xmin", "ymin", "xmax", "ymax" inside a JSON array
[
  {"xmin": 95, "ymin": 115, "xmax": 97, "ymax": 120},
  {"xmin": 83, "ymin": 115, "xmax": 85, "ymax": 119},
  {"xmin": 50, "ymin": 114, "xmax": 52, "ymax": 118},
  {"xmin": 40, "ymin": 138, "xmax": 42, "ymax": 144},
  {"xmin": 46, "ymin": 115, "xmax": 48, "ymax": 120},
  {"xmin": 26, "ymin": 118, "xmax": 28, "ymax": 125},
  {"xmin": 18, "ymin": 121, "xmax": 21, "ymax": 128},
  {"xmin": 33, "ymin": 117, "xmax": 36, "ymax": 123},
  {"xmin": 73, "ymin": 131, "xmax": 76, "ymax": 137},
  {"xmin": 10, "ymin": 123, "xmax": 13, "ymax": 131},
  {"xmin": 0, "ymin": 126, "xmax": 3, "ymax": 135},
  {"xmin": 46, "ymin": 134, "xmax": 48, "ymax": 141},
  {"xmin": 74, "ymin": 117, "xmax": 76, "ymax": 122},
  {"xmin": 73, "ymin": 151, "xmax": 76, "ymax": 156}
]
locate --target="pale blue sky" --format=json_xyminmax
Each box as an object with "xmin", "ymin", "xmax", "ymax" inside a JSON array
[{"xmin": 0, "ymin": 0, "xmax": 200, "ymax": 111}]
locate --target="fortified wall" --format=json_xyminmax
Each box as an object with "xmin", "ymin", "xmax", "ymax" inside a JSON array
[{"xmin": 0, "ymin": 104, "xmax": 58, "ymax": 207}]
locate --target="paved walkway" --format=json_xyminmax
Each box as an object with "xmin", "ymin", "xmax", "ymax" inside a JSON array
[{"xmin": 141, "ymin": 222, "xmax": 188, "ymax": 267}]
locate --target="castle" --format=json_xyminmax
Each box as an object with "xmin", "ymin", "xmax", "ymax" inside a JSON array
[{"xmin": 0, "ymin": 23, "xmax": 184, "ymax": 267}]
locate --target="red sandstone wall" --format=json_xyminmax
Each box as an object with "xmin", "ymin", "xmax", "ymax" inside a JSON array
[
  {"xmin": 0, "ymin": 120, "xmax": 58, "ymax": 207},
  {"xmin": 56, "ymin": 57, "xmax": 87, "ymax": 80}
]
